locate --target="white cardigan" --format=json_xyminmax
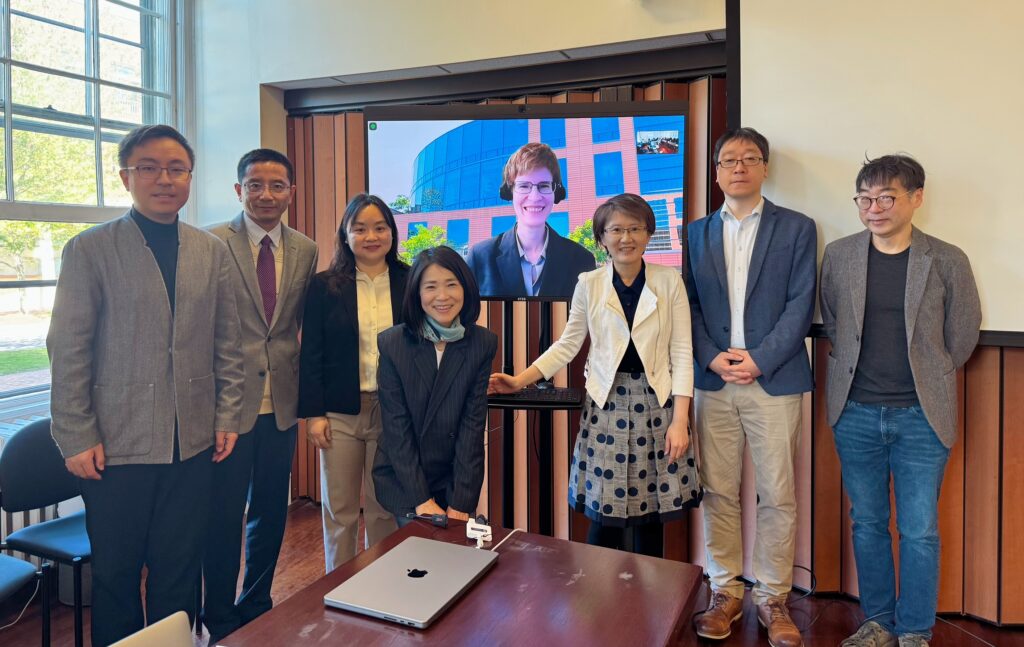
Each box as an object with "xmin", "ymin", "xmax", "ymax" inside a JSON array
[{"xmin": 533, "ymin": 262, "xmax": 693, "ymax": 409}]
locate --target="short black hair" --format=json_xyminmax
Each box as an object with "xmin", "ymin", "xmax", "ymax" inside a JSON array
[
  {"xmin": 237, "ymin": 148, "xmax": 294, "ymax": 185},
  {"xmin": 402, "ymin": 246, "xmax": 481, "ymax": 339},
  {"xmin": 593, "ymin": 193, "xmax": 656, "ymax": 243},
  {"xmin": 855, "ymin": 154, "xmax": 926, "ymax": 192},
  {"xmin": 118, "ymin": 124, "xmax": 194, "ymax": 169},
  {"xmin": 713, "ymin": 127, "xmax": 770, "ymax": 164}
]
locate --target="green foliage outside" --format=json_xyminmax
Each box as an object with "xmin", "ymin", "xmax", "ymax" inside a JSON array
[
  {"xmin": 0, "ymin": 348, "xmax": 49, "ymax": 376},
  {"xmin": 399, "ymin": 225, "xmax": 450, "ymax": 264},
  {"xmin": 0, "ymin": 221, "xmax": 92, "ymax": 279},
  {"xmin": 569, "ymin": 219, "xmax": 609, "ymax": 265},
  {"xmin": 389, "ymin": 195, "xmax": 413, "ymax": 214},
  {"xmin": 3, "ymin": 1, "xmax": 159, "ymax": 206},
  {"xmin": 0, "ymin": 220, "xmax": 92, "ymax": 312}
]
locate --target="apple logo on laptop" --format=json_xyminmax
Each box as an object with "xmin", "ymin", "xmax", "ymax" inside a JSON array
[{"xmin": 407, "ymin": 568, "xmax": 428, "ymax": 578}]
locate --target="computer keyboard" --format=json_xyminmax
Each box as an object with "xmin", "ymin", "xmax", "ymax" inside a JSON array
[{"xmin": 488, "ymin": 386, "xmax": 585, "ymax": 410}]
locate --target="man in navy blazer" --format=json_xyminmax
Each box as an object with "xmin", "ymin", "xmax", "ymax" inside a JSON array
[{"xmin": 685, "ymin": 128, "xmax": 816, "ymax": 647}]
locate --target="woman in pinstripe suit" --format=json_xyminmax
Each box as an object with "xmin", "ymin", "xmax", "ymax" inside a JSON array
[{"xmin": 372, "ymin": 246, "xmax": 498, "ymax": 526}]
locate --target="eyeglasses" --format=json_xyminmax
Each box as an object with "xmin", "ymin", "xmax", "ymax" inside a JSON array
[
  {"xmin": 603, "ymin": 225, "xmax": 648, "ymax": 239},
  {"xmin": 122, "ymin": 165, "xmax": 192, "ymax": 181},
  {"xmin": 716, "ymin": 156, "xmax": 764, "ymax": 169},
  {"xmin": 243, "ymin": 181, "xmax": 292, "ymax": 196},
  {"xmin": 852, "ymin": 190, "xmax": 913, "ymax": 211},
  {"xmin": 513, "ymin": 181, "xmax": 555, "ymax": 195}
]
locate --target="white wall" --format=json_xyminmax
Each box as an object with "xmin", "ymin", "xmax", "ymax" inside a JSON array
[
  {"xmin": 192, "ymin": 0, "xmax": 725, "ymax": 225},
  {"xmin": 742, "ymin": 0, "xmax": 1024, "ymax": 331}
]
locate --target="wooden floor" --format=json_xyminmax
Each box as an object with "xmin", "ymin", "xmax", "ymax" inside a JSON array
[{"xmin": 2, "ymin": 500, "xmax": 1022, "ymax": 646}]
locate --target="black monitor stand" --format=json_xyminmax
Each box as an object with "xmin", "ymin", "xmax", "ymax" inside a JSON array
[
  {"xmin": 499, "ymin": 300, "xmax": 557, "ymax": 535},
  {"xmin": 500, "ymin": 301, "xmax": 516, "ymax": 530}
]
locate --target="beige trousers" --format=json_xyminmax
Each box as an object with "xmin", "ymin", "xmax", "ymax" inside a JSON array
[
  {"xmin": 321, "ymin": 393, "xmax": 396, "ymax": 572},
  {"xmin": 695, "ymin": 381, "xmax": 802, "ymax": 603}
]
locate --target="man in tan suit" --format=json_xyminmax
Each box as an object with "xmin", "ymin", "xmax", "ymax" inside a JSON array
[
  {"xmin": 48, "ymin": 124, "xmax": 245, "ymax": 646},
  {"xmin": 202, "ymin": 149, "xmax": 318, "ymax": 642}
]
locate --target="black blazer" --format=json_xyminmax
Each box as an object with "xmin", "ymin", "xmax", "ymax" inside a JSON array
[
  {"xmin": 466, "ymin": 224, "xmax": 596, "ymax": 298},
  {"xmin": 372, "ymin": 323, "xmax": 498, "ymax": 516},
  {"xmin": 297, "ymin": 264, "xmax": 408, "ymax": 418}
]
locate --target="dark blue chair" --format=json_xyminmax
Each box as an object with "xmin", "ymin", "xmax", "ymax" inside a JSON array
[
  {"xmin": 0, "ymin": 557, "xmax": 50, "ymax": 645},
  {"xmin": 0, "ymin": 418, "xmax": 90, "ymax": 647}
]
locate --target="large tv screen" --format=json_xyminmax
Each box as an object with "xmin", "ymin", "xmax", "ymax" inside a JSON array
[{"xmin": 366, "ymin": 103, "xmax": 687, "ymax": 300}]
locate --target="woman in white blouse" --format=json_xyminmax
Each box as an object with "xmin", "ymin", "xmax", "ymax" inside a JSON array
[{"xmin": 489, "ymin": 193, "xmax": 700, "ymax": 556}]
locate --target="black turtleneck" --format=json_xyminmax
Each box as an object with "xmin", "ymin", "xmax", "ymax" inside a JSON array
[{"xmin": 131, "ymin": 208, "xmax": 179, "ymax": 313}]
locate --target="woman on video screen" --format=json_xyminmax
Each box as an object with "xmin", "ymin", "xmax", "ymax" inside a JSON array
[{"xmin": 466, "ymin": 142, "xmax": 595, "ymax": 298}]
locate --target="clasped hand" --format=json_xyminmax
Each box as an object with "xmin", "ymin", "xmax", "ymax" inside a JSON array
[{"xmin": 709, "ymin": 348, "xmax": 761, "ymax": 384}]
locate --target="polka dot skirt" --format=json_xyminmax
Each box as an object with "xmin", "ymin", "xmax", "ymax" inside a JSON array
[{"xmin": 569, "ymin": 371, "xmax": 701, "ymax": 527}]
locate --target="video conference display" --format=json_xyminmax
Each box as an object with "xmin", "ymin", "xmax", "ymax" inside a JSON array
[{"xmin": 366, "ymin": 109, "xmax": 686, "ymax": 300}]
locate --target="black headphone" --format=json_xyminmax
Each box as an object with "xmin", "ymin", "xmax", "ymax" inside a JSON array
[{"xmin": 499, "ymin": 181, "xmax": 566, "ymax": 204}]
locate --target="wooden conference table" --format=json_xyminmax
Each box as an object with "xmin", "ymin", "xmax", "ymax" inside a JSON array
[{"xmin": 221, "ymin": 523, "xmax": 704, "ymax": 646}]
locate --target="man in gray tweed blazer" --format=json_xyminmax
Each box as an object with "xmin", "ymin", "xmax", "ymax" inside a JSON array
[
  {"xmin": 202, "ymin": 149, "xmax": 318, "ymax": 642},
  {"xmin": 821, "ymin": 154, "xmax": 980, "ymax": 647},
  {"xmin": 47, "ymin": 125, "xmax": 244, "ymax": 646}
]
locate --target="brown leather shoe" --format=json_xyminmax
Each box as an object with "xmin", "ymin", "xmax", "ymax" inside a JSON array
[
  {"xmin": 694, "ymin": 590, "xmax": 743, "ymax": 640},
  {"xmin": 756, "ymin": 597, "xmax": 803, "ymax": 647}
]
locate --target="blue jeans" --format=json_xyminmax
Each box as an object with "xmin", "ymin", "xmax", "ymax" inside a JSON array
[{"xmin": 832, "ymin": 401, "xmax": 950, "ymax": 639}]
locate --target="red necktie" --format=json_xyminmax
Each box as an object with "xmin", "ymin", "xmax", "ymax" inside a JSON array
[{"xmin": 257, "ymin": 235, "xmax": 276, "ymax": 324}]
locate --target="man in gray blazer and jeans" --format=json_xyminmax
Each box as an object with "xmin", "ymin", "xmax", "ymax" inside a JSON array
[
  {"xmin": 202, "ymin": 149, "xmax": 318, "ymax": 642},
  {"xmin": 822, "ymin": 154, "xmax": 980, "ymax": 647},
  {"xmin": 48, "ymin": 124, "xmax": 245, "ymax": 645}
]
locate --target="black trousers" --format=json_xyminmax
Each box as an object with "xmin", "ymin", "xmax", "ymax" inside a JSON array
[
  {"xmin": 79, "ymin": 447, "xmax": 214, "ymax": 647},
  {"xmin": 202, "ymin": 416, "xmax": 296, "ymax": 640},
  {"xmin": 586, "ymin": 519, "xmax": 665, "ymax": 558}
]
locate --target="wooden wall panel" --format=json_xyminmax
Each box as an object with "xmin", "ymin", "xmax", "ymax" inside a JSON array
[
  {"xmin": 332, "ymin": 114, "xmax": 348, "ymax": 229},
  {"xmin": 936, "ymin": 368, "xmax": 965, "ymax": 613},
  {"xmin": 287, "ymin": 116, "xmax": 321, "ymax": 502},
  {"xmin": 486, "ymin": 300, "xmax": 506, "ymax": 524},
  {"xmin": 512, "ymin": 300, "xmax": 528, "ymax": 529},
  {"xmin": 1001, "ymin": 348, "xmax": 1024, "ymax": 623},
  {"xmin": 551, "ymin": 302, "xmax": 570, "ymax": 540},
  {"xmin": 526, "ymin": 304, "xmax": 542, "ymax": 533},
  {"xmin": 304, "ymin": 116, "xmax": 317, "ymax": 497},
  {"xmin": 686, "ymin": 77, "xmax": 710, "ymax": 225},
  {"xmin": 707, "ymin": 78, "xmax": 727, "ymax": 210},
  {"xmin": 963, "ymin": 346, "xmax": 1001, "ymax": 620},
  {"xmin": 302, "ymin": 118, "xmax": 318, "ymax": 263},
  {"xmin": 344, "ymin": 113, "xmax": 366, "ymax": 199},
  {"xmin": 287, "ymin": 117, "xmax": 302, "ymax": 501},
  {"xmin": 808, "ymin": 306, "xmax": 844, "ymax": 591},
  {"xmin": 310, "ymin": 115, "xmax": 337, "ymax": 273},
  {"xmin": 475, "ymin": 306, "xmax": 492, "ymax": 520}
]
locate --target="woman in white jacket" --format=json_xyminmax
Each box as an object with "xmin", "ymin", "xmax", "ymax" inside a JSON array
[{"xmin": 489, "ymin": 193, "xmax": 700, "ymax": 556}]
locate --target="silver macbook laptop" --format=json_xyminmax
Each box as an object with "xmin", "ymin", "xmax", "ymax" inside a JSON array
[{"xmin": 324, "ymin": 536, "xmax": 499, "ymax": 629}]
